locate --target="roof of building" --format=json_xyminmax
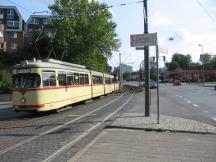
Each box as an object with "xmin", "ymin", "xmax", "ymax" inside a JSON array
[
  {"xmin": 0, "ymin": 6, "xmax": 22, "ymax": 19},
  {"xmin": 26, "ymin": 15, "xmax": 51, "ymax": 24}
]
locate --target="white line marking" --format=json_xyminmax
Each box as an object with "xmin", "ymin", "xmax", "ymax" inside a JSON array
[
  {"xmin": 68, "ymin": 114, "xmax": 96, "ymax": 117},
  {"xmin": 203, "ymin": 110, "xmax": 209, "ymax": 113},
  {"xmin": 178, "ymin": 96, "xmax": 182, "ymax": 98},
  {"xmin": 68, "ymin": 115, "xmax": 80, "ymax": 117},
  {"xmin": 192, "ymin": 104, "xmax": 199, "ymax": 107},
  {"xmin": 187, "ymin": 100, "xmax": 191, "ymax": 104},
  {"xmin": 0, "ymin": 93, "xmax": 125, "ymax": 156},
  {"xmin": 42, "ymin": 94, "xmax": 134, "ymax": 162},
  {"xmin": 211, "ymin": 117, "xmax": 216, "ymax": 121}
]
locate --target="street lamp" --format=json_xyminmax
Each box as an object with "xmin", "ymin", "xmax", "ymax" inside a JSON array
[{"xmin": 198, "ymin": 44, "xmax": 205, "ymax": 86}]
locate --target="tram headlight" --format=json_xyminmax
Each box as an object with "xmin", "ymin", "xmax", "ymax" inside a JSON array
[{"xmin": 20, "ymin": 97, "xmax": 26, "ymax": 104}]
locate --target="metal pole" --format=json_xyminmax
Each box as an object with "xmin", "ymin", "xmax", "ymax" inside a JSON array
[
  {"xmin": 202, "ymin": 46, "xmax": 205, "ymax": 86},
  {"xmin": 119, "ymin": 53, "xmax": 122, "ymax": 88},
  {"xmin": 156, "ymin": 43, "xmax": 160, "ymax": 124},
  {"xmin": 143, "ymin": 0, "xmax": 150, "ymax": 116}
]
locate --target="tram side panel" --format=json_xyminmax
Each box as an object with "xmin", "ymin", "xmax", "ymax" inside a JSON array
[
  {"xmin": 91, "ymin": 73, "xmax": 105, "ymax": 98},
  {"xmin": 39, "ymin": 70, "xmax": 92, "ymax": 111},
  {"xmin": 104, "ymin": 76, "xmax": 113, "ymax": 94}
]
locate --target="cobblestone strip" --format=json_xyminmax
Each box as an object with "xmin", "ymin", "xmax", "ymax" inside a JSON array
[{"xmin": 0, "ymin": 93, "xmax": 125, "ymax": 156}]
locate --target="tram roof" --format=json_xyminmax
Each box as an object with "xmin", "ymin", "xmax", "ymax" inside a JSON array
[{"xmin": 12, "ymin": 58, "xmax": 90, "ymax": 72}]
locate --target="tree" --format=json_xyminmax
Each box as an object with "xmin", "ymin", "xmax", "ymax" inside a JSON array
[{"xmin": 49, "ymin": 0, "xmax": 120, "ymax": 72}]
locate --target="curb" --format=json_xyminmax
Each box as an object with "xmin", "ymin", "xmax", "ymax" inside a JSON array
[{"xmin": 105, "ymin": 125, "xmax": 216, "ymax": 135}]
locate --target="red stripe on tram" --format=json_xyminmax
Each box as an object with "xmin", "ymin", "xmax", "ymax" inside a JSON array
[{"xmin": 14, "ymin": 104, "xmax": 44, "ymax": 109}]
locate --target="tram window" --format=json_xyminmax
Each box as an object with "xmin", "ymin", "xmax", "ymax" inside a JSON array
[
  {"xmin": 105, "ymin": 77, "xmax": 111, "ymax": 84},
  {"xmin": 58, "ymin": 71, "xmax": 67, "ymax": 86},
  {"xmin": 93, "ymin": 75, "xmax": 98, "ymax": 84},
  {"xmin": 80, "ymin": 74, "xmax": 85, "ymax": 85},
  {"xmin": 85, "ymin": 74, "xmax": 89, "ymax": 84},
  {"xmin": 93, "ymin": 75, "xmax": 103, "ymax": 84},
  {"xmin": 42, "ymin": 71, "xmax": 56, "ymax": 87},
  {"xmin": 67, "ymin": 72, "xmax": 74, "ymax": 85},
  {"xmin": 13, "ymin": 73, "xmax": 41, "ymax": 88},
  {"xmin": 74, "ymin": 73, "xmax": 79, "ymax": 85}
]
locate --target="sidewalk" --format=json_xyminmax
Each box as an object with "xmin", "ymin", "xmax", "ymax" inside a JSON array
[
  {"xmin": 70, "ymin": 113, "xmax": 216, "ymax": 162},
  {"xmin": 0, "ymin": 101, "xmax": 12, "ymax": 106}
]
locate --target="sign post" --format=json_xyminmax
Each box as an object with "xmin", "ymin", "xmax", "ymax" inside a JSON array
[{"xmin": 130, "ymin": 32, "xmax": 160, "ymax": 123}]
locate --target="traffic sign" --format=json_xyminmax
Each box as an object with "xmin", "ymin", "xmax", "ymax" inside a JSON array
[{"xmin": 130, "ymin": 33, "xmax": 157, "ymax": 47}]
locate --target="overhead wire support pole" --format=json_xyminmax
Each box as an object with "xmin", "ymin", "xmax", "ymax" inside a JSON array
[
  {"xmin": 143, "ymin": 0, "xmax": 150, "ymax": 116},
  {"xmin": 119, "ymin": 53, "xmax": 122, "ymax": 89},
  {"xmin": 156, "ymin": 38, "xmax": 160, "ymax": 124}
]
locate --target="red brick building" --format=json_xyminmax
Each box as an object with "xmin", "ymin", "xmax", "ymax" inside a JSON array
[{"xmin": 0, "ymin": 6, "xmax": 24, "ymax": 53}]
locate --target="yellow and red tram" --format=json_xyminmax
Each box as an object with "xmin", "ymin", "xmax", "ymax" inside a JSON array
[{"xmin": 12, "ymin": 59, "xmax": 119, "ymax": 112}]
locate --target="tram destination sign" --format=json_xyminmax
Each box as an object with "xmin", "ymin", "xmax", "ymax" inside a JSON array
[
  {"xmin": 130, "ymin": 33, "xmax": 157, "ymax": 47},
  {"xmin": 15, "ymin": 69, "xmax": 31, "ymax": 74}
]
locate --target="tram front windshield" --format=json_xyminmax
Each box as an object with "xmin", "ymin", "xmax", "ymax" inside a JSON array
[{"xmin": 13, "ymin": 73, "xmax": 41, "ymax": 88}]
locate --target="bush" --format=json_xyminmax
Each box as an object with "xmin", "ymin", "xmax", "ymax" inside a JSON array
[{"xmin": 0, "ymin": 68, "xmax": 12, "ymax": 94}]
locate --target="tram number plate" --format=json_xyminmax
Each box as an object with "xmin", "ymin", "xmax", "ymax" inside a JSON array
[{"xmin": 17, "ymin": 69, "xmax": 31, "ymax": 74}]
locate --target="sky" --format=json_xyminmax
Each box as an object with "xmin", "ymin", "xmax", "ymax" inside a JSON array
[{"xmin": 1, "ymin": 0, "xmax": 216, "ymax": 71}]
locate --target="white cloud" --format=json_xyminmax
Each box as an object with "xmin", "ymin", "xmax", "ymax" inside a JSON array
[{"xmin": 150, "ymin": 12, "xmax": 172, "ymax": 26}]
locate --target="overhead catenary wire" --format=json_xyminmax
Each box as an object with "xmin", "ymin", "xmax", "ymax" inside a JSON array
[
  {"xmin": 6, "ymin": 0, "xmax": 33, "ymax": 14},
  {"xmin": 196, "ymin": 0, "xmax": 216, "ymax": 22},
  {"xmin": 105, "ymin": 0, "xmax": 144, "ymax": 9}
]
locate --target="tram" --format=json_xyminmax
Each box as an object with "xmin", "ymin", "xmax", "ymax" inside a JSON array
[{"xmin": 12, "ymin": 58, "xmax": 119, "ymax": 112}]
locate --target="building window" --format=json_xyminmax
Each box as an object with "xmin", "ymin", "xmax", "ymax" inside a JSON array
[
  {"xmin": 0, "ymin": 43, "xmax": 4, "ymax": 49},
  {"xmin": 7, "ymin": 21, "xmax": 19, "ymax": 28},
  {"xmin": 30, "ymin": 18, "xmax": 39, "ymax": 24},
  {"xmin": 0, "ymin": 31, "xmax": 3, "ymax": 37},
  {"xmin": 42, "ymin": 18, "xmax": 48, "ymax": 24},
  {"xmin": 7, "ymin": 9, "xmax": 14, "ymax": 19},
  {"xmin": 0, "ymin": 10, "xmax": 3, "ymax": 19},
  {"xmin": 11, "ymin": 43, "xmax": 17, "ymax": 50},
  {"xmin": 11, "ymin": 32, "xmax": 17, "ymax": 38}
]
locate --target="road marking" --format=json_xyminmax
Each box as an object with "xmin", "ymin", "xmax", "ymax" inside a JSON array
[
  {"xmin": 42, "ymin": 94, "xmax": 134, "ymax": 162},
  {"xmin": 192, "ymin": 104, "xmax": 199, "ymax": 107},
  {"xmin": 68, "ymin": 115, "xmax": 80, "ymax": 117},
  {"xmin": 0, "ymin": 93, "xmax": 125, "ymax": 156},
  {"xmin": 203, "ymin": 110, "xmax": 209, "ymax": 113},
  {"xmin": 186, "ymin": 100, "xmax": 191, "ymax": 104},
  {"xmin": 68, "ymin": 114, "xmax": 96, "ymax": 117},
  {"xmin": 211, "ymin": 117, "xmax": 216, "ymax": 121}
]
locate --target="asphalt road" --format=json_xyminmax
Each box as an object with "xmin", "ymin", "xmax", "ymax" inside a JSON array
[{"xmin": 123, "ymin": 82, "xmax": 216, "ymax": 126}]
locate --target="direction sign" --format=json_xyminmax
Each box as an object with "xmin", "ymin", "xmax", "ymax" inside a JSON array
[{"xmin": 130, "ymin": 33, "xmax": 157, "ymax": 47}]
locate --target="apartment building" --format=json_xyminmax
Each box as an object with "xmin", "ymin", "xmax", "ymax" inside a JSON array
[
  {"xmin": 26, "ymin": 15, "xmax": 51, "ymax": 32},
  {"xmin": 0, "ymin": 6, "xmax": 24, "ymax": 53}
]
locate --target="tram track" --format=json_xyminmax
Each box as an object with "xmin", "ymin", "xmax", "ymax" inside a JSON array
[
  {"xmin": 43, "ymin": 93, "xmax": 134, "ymax": 162},
  {"xmin": 0, "ymin": 93, "xmax": 126, "ymax": 156},
  {"xmin": 0, "ymin": 113, "xmax": 53, "ymax": 129}
]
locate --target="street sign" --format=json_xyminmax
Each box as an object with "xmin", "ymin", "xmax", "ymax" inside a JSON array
[{"xmin": 130, "ymin": 33, "xmax": 157, "ymax": 47}]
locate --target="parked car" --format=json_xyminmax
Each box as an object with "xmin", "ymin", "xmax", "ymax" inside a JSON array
[
  {"xmin": 150, "ymin": 81, "xmax": 157, "ymax": 89},
  {"xmin": 173, "ymin": 80, "xmax": 181, "ymax": 86}
]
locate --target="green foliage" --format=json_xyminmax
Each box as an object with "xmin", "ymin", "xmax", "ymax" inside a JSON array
[
  {"xmin": 0, "ymin": 67, "xmax": 12, "ymax": 93},
  {"xmin": 166, "ymin": 53, "xmax": 192, "ymax": 71},
  {"xmin": 49, "ymin": 0, "xmax": 120, "ymax": 72}
]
